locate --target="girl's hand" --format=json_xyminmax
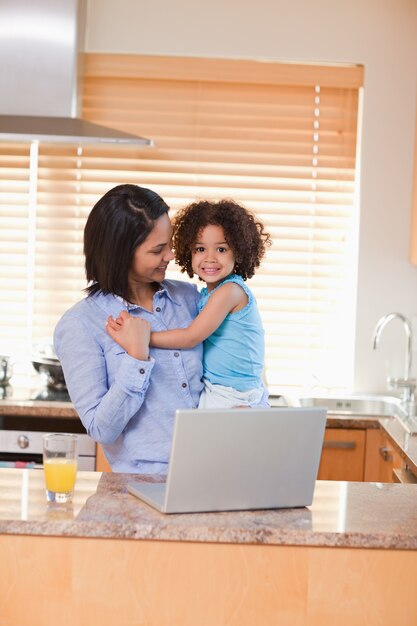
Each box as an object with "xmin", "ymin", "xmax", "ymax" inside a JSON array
[
  {"xmin": 106, "ymin": 314, "xmax": 124, "ymax": 332},
  {"xmin": 106, "ymin": 311, "xmax": 151, "ymax": 361}
]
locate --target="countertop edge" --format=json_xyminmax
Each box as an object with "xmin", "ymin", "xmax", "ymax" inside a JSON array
[{"xmin": 1, "ymin": 520, "xmax": 416, "ymax": 551}]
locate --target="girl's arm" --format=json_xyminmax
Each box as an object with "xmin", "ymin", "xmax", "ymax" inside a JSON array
[{"xmin": 151, "ymin": 282, "xmax": 248, "ymax": 349}]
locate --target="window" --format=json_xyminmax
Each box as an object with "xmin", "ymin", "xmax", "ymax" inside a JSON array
[{"xmin": 0, "ymin": 55, "xmax": 363, "ymax": 393}]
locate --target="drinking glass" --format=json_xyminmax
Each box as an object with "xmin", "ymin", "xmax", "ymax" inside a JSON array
[{"xmin": 43, "ymin": 433, "xmax": 78, "ymax": 503}]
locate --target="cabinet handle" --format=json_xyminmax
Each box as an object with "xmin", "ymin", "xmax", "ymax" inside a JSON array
[
  {"xmin": 323, "ymin": 441, "xmax": 356, "ymax": 450},
  {"xmin": 379, "ymin": 446, "xmax": 393, "ymax": 462}
]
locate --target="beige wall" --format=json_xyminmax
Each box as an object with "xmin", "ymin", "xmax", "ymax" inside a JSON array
[{"xmin": 85, "ymin": 0, "xmax": 417, "ymax": 393}]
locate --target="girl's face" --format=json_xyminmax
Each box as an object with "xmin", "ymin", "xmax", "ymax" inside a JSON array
[
  {"xmin": 128, "ymin": 213, "xmax": 174, "ymax": 287},
  {"xmin": 191, "ymin": 224, "xmax": 235, "ymax": 291}
]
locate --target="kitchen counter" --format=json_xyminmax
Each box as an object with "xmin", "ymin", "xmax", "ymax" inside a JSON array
[
  {"xmin": 0, "ymin": 396, "xmax": 76, "ymax": 418},
  {"xmin": 1, "ymin": 468, "xmax": 417, "ymax": 626},
  {"xmin": 0, "ymin": 400, "xmax": 76, "ymax": 419},
  {"xmin": 3, "ymin": 393, "xmax": 417, "ymax": 478},
  {"xmin": 1, "ymin": 399, "xmax": 378, "ymax": 421},
  {"xmin": 2, "ymin": 394, "xmax": 417, "ymax": 625},
  {"xmin": 0, "ymin": 395, "xmax": 385, "ymax": 424},
  {"xmin": 1, "ymin": 468, "xmax": 417, "ymax": 550}
]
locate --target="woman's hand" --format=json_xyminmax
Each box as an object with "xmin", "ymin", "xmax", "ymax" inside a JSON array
[{"xmin": 106, "ymin": 310, "xmax": 151, "ymax": 361}]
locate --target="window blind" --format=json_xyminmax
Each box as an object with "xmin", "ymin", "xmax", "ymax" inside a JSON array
[
  {"xmin": 0, "ymin": 54, "xmax": 363, "ymax": 394},
  {"xmin": 0, "ymin": 143, "xmax": 31, "ymax": 357}
]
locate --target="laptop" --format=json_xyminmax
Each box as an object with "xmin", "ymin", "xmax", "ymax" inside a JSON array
[{"xmin": 127, "ymin": 407, "xmax": 327, "ymax": 514}]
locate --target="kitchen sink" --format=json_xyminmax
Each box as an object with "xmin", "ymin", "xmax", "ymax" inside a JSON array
[
  {"xmin": 269, "ymin": 393, "xmax": 417, "ymax": 433},
  {"xmin": 269, "ymin": 394, "xmax": 406, "ymax": 419},
  {"xmin": 298, "ymin": 394, "xmax": 406, "ymax": 418}
]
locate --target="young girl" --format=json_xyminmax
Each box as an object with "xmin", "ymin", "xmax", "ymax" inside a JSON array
[{"xmin": 107, "ymin": 199, "xmax": 272, "ymax": 408}]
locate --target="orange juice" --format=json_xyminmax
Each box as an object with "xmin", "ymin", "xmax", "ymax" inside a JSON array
[{"xmin": 44, "ymin": 458, "xmax": 78, "ymax": 493}]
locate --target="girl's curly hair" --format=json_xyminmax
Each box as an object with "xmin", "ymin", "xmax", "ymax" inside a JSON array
[{"xmin": 172, "ymin": 199, "xmax": 272, "ymax": 280}]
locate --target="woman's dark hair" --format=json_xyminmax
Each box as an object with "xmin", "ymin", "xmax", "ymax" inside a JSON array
[
  {"xmin": 84, "ymin": 184, "xmax": 169, "ymax": 300},
  {"xmin": 173, "ymin": 199, "xmax": 272, "ymax": 280}
]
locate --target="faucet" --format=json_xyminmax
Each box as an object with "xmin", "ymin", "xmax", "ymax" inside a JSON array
[{"xmin": 372, "ymin": 312, "xmax": 416, "ymax": 409}]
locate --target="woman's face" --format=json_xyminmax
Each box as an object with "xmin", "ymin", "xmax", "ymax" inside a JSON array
[{"xmin": 128, "ymin": 213, "xmax": 174, "ymax": 286}]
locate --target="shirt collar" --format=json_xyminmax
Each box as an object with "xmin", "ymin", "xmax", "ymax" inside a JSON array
[
  {"xmin": 114, "ymin": 293, "xmax": 138, "ymax": 312},
  {"xmin": 157, "ymin": 280, "xmax": 181, "ymax": 306},
  {"xmin": 110, "ymin": 280, "xmax": 182, "ymax": 312}
]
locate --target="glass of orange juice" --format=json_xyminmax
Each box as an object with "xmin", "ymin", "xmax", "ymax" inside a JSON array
[{"xmin": 43, "ymin": 433, "xmax": 78, "ymax": 503}]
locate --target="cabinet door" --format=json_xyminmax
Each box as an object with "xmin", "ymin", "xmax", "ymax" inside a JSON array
[
  {"xmin": 317, "ymin": 428, "xmax": 366, "ymax": 481},
  {"xmin": 364, "ymin": 429, "xmax": 404, "ymax": 482}
]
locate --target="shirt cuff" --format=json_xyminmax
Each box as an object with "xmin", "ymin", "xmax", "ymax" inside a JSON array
[{"xmin": 114, "ymin": 353, "xmax": 155, "ymax": 392}]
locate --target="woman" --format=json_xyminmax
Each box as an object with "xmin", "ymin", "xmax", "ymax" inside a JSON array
[{"xmin": 54, "ymin": 184, "xmax": 204, "ymax": 474}]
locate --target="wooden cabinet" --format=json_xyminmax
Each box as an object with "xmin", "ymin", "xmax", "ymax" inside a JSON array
[
  {"xmin": 317, "ymin": 425, "xmax": 413, "ymax": 483},
  {"xmin": 96, "ymin": 444, "xmax": 112, "ymax": 472},
  {"xmin": 317, "ymin": 428, "xmax": 366, "ymax": 481},
  {"xmin": 364, "ymin": 429, "xmax": 404, "ymax": 482}
]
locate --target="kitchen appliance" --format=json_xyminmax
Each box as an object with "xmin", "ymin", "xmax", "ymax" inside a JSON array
[
  {"xmin": 0, "ymin": 377, "xmax": 96, "ymax": 470},
  {"xmin": 0, "ymin": 429, "xmax": 95, "ymax": 470},
  {"xmin": 0, "ymin": 0, "xmax": 152, "ymax": 146}
]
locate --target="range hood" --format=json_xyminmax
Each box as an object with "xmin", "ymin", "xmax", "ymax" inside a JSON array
[
  {"xmin": 0, "ymin": 115, "xmax": 153, "ymax": 146},
  {"xmin": 0, "ymin": 0, "xmax": 153, "ymax": 147}
]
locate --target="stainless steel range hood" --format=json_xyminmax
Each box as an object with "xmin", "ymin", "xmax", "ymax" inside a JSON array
[
  {"xmin": 0, "ymin": 0, "xmax": 153, "ymax": 147},
  {"xmin": 0, "ymin": 115, "xmax": 153, "ymax": 145}
]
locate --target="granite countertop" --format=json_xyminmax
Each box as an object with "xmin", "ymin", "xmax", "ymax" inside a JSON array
[
  {"xmin": 0, "ymin": 394, "xmax": 382, "ymax": 425},
  {"xmin": 1, "ymin": 468, "xmax": 417, "ymax": 550},
  {"xmin": 0, "ymin": 386, "xmax": 393, "ymax": 425},
  {"xmin": 0, "ymin": 399, "xmax": 77, "ymax": 418},
  {"xmin": 0, "ymin": 385, "xmax": 76, "ymax": 418}
]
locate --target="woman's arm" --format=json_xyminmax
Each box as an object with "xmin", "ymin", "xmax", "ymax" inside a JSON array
[
  {"xmin": 54, "ymin": 310, "xmax": 154, "ymax": 445},
  {"xmin": 150, "ymin": 282, "xmax": 248, "ymax": 349}
]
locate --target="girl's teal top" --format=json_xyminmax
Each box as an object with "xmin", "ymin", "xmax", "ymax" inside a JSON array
[{"xmin": 198, "ymin": 274, "xmax": 264, "ymax": 392}]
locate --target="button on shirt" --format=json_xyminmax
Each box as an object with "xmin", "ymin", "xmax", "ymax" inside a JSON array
[{"xmin": 54, "ymin": 280, "xmax": 204, "ymax": 474}]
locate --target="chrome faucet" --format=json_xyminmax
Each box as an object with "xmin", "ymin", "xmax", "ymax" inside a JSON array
[{"xmin": 372, "ymin": 312, "xmax": 416, "ymax": 408}]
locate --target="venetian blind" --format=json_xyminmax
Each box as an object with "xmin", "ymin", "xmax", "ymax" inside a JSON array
[
  {"xmin": 0, "ymin": 143, "xmax": 31, "ymax": 355},
  {"xmin": 0, "ymin": 55, "xmax": 363, "ymax": 393}
]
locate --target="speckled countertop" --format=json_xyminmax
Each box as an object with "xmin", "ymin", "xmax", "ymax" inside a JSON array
[
  {"xmin": 0, "ymin": 385, "xmax": 76, "ymax": 418},
  {"xmin": 0, "ymin": 394, "xmax": 383, "ymax": 425},
  {"xmin": 2, "ymin": 390, "xmax": 417, "ymax": 548},
  {"xmin": 1, "ymin": 468, "xmax": 417, "ymax": 550},
  {"xmin": 0, "ymin": 400, "xmax": 77, "ymax": 418}
]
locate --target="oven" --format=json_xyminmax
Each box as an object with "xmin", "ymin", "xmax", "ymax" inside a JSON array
[
  {"xmin": 0, "ymin": 383, "xmax": 96, "ymax": 470},
  {"xmin": 0, "ymin": 428, "xmax": 96, "ymax": 470}
]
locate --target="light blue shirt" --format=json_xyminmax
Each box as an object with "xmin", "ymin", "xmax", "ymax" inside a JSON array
[
  {"xmin": 54, "ymin": 280, "xmax": 204, "ymax": 474},
  {"xmin": 199, "ymin": 274, "xmax": 265, "ymax": 392}
]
